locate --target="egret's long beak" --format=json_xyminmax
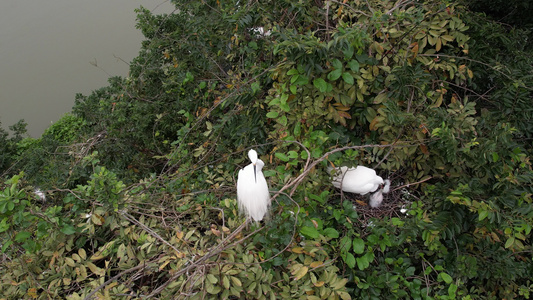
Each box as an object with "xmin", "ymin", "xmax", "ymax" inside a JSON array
[{"xmin": 253, "ymin": 164, "xmax": 257, "ymax": 183}]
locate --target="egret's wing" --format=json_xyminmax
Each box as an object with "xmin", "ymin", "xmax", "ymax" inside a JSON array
[{"xmin": 333, "ymin": 166, "xmax": 381, "ymax": 194}]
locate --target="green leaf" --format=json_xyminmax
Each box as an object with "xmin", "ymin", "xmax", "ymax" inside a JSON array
[
  {"xmin": 343, "ymin": 252, "xmax": 356, "ymax": 268},
  {"xmin": 448, "ymin": 283, "xmax": 458, "ymax": 296},
  {"xmin": 251, "ymin": 81, "xmax": 260, "ymax": 94},
  {"xmin": 294, "ymin": 122, "xmax": 301, "ymax": 136},
  {"xmin": 223, "ymin": 276, "xmax": 230, "ymax": 289},
  {"xmin": 342, "ymin": 72, "xmax": 354, "ymax": 85},
  {"xmin": 332, "ymin": 59, "xmax": 343, "ymax": 69},
  {"xmin": 290, "ymin": 74, "xmax": 300, "ymax": 84},
  {"xmin": 0, "ymin": 219, "xmax": 9, "ymax": 233},
  {"xmin": 207, "ymin": 274, "xmax": 218, "ymax": 284},
  {"xmin": 348, "ymin": 59, "xmax": 360, "ymax": 72},
  {"xmin": 278, "ymin": 115, "xmax": 287, "ymax": 126},
  {"xmin": 313, "ymin": 78, "xmax": 328, "ymax": 93},
  {"xmin": 275, "ymin": 153, "xmax": 289, "ymax": 162},
  {"xmin": 439, "ymin": 272, "xmax": 453, "ymax": 284},
  {"xmin": 300, "ymin": 226, "xmax": 320, "ymax": 239},
  {"xmin": 356, "ymin": 255, "xmax": 369, "ymax": 270},
  {"xmin": 373, "ymin": 93, "xmax": 387, "ymax": 104},
  {"xmin": 328, "ymin": 69, "xmax": 342, "ymax": 81},
  {"xmin": 504, "ymin": 237, "xmax": 515, "ymax": 249},
  {"xmin": 14, "ymin": 231, "xmax": 31, "ymax": 242},
  {"xmin": 343, "ymin": 46, "xmax": 354, "ymax": 59},
  {"xmin": 322, "ymin": 228, "xmax": 339, "ymax": 238},
  {"xmin": 1, "ymin": 240, "xmax": 13, "ymax": 253},
  {"xmin": 339, "ymin": 236, "xmax": 352, "ymax": 253},
  {"xmin": 478, "ymin": 210, "xmax": 489, "ymax": 221},
  {"xmin": 61, "ymin": 224, "xmax": 77, "ymax": 235},
  {"xmin": 492, "ymin": 152, "xmax": 499, "ymax": 162},
  {"xmin": 353, "ymin": 238, "xmax": 365, "ymax": 254},
  {"xmin": 7, "ymin": 201, "xmax": 14, "ymax": 211},
  {"xmin": 287, "ymin": 151, "xmax": 298, "ymax": 159},
  {"xmin": 287, "ymin": 68, "xmax": 299, "ymax": 75},
  {"xmin": 290, "ymin": 85, "xmax": 297, "ymax": 94},
  {"xmin": 266, "ymin": 111, "xmax": 279, "ymax": 118},
  {"xmin": 280, "ymin": 102, "xmax": 290, "ymax": 112}
]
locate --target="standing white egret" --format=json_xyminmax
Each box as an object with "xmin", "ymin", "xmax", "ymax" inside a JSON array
[
  {"xmin": 331, "ymin": 165, "xmax": 390, "ymax": 208},
  {"xmin": 237, "ymin": 149, "xmax": 270, "ymax": 222}
]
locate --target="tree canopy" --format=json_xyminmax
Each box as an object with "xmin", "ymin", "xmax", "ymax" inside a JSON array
[{"xmin": 0, "ymin": 0, "xmax": 532, "ymax": 299}]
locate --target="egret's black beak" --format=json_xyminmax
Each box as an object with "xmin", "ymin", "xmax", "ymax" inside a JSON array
[{"xmin": 253, "ymin": 164, "xmax": 257, "ymax": 183}]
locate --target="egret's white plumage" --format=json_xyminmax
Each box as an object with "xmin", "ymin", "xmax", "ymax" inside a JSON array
[
  {"xmin": 34, "ymin": 188, "xmax": 46, "ymax": 202},
  {"xmin": 331, "ymin": 166, "xmax": 391, "ymax": 208},
  {"xmin": 237, "ymin": 149, "xmax": 270, "ymax": 222},
  {"xmin": 369, "ymin": 190, "xmax": 383, "ymax": 207},
  {"xmin": 331, "ymin": 166, "xmax": 384, "ymax": 194}
]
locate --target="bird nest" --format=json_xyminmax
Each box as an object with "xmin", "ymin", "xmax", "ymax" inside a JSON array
[{"xmin": 334, "ymin": 183, "xmax": 417, "ymax": 229}]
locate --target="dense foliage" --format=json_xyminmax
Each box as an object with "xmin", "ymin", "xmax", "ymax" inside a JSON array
[{"xmin": 1, "ymin": 0, "xmax": 531, "ymax": 299}]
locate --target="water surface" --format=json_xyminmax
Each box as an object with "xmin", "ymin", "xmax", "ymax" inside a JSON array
[{"xmin": 0, "ymin": 0, "xmax": 174, "ymax": 137}]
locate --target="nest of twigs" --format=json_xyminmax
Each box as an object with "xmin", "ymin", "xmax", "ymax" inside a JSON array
[{"xmin": 334, "ymin": 179, "xmax": 419, "ymax": 229}]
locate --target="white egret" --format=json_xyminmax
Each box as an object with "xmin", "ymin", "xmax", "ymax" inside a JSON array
[
  {"xmin": 237, "ymin": 149, "xmax": 270, "ymax": 222},
  {"xmin": 331, "ymin": 165, "xmax": 391, "ymax": 208},
  {"xmin": 34, "ymin": 188, "xmax": 46, "ymax": 202}
]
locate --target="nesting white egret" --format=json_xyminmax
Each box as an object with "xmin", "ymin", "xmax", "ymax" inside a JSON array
[
  {"xmin": 34, "ymin": 188, "xmax": 46, "ymax": 202},
  {"xmin": 236, "ymin": 149, "xmax": 270, "ymax": 222},
  {"xmin": 331, "ymin": 165, "xmax": 390, "ymax": 208}
]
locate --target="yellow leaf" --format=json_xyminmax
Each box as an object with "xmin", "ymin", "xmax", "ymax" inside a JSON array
[
  {"xmin": 314, "ymin": 281, "xmax": 325, "ymax": 287},
  {"xmin": 356, "ymin": 200, "xmax": 367, "ymax": 206},
  {"xmin": 87, "ymin": 262, "xmax": 105, "ymax": 276},
  {"xmin": 222, "ymin": 226, "xmax": 230, "ymax": 234},
  {"xmin": 106, "ymin": 282, "xmax": 118, "ymax": 290},
  {"xmin": 420, "ymin": 144, "xmax": 429, "ymax": 155},
  {"xmin": 27, "ymin": 287, "xmax": 37, "ymax": 299},
  {"xmin": 65, "ymin": 257, "xmax": 76, "ymax": 267},
  {"xmin": 467, "ymin": 69, "xmax": 473, "ymax": 79},
  {"xmin": 159, "ymin": 260, "xmax": 171, "ymax": 271},
  {"xmin": 310, "ymin": 261, "xmax": 324, "ymax": 268},
  {"xmin": 338, "ymin": 111, "xmax": 352, "ymax": 119},
  {"xmin": 230, "ymin": 276, "xmax": 242, "ymax": 287},
  {"xmin": 210, "ymin": 227, "xmax": 221, "ymax": 237},
  {"xmin": 369, "ymin": 116, "xmax": 382, "ymax": 131},
  {"xmin": 292, "ymin": 247, "xmax": 304, "ymax": 253},
  {"xmin": 91, "ymin": 213, "xmax": 104, "ymax": 225},
  {"xmin": 311, "ymin": 219, "xmax": 319, "ymax": 228},
  {"xmin": 333, "ymin": 278, "xmax": 349, "ymax": 290},
  {"xmin": 410, "ymin": 42, "xmax": 419, "ymax": 58},
  {"xmin": 433, "ymin": 94, "xmax": 443, "ymax": 108},
  {"xmin": 333, "ymin": 102, "xmax": 350, "ymax": 111},
  {"xmin": 78, "ymin": 248, "xmax": 87, "ymax": 260},
  {"xmin": 293, "ymin": 266, "xmax": 309, "ymax": 281},
  {"xmin": 441, "ymin": 35, "xmax": 454, "ymax": 42}
]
